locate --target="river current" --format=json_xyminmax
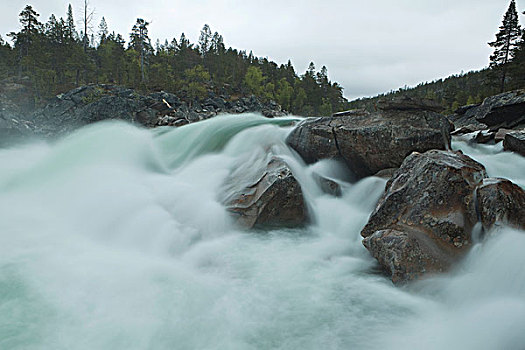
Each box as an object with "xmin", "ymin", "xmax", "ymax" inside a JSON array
[{"xmin": 1, "ymin": 114, "xmax": 524, "ymax": 349}]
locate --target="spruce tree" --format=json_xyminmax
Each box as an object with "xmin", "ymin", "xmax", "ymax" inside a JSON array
[
  {"xmin": 130, "ymin": 18, "xmax": 151, "ymax": 83},
  {"xmin": 65, "ymin": 4, "xmax": 76, "ymax": 41},
  {"xmin": 98, "ymin": 17, "xmax": 108, "ymax": 44},
  {"xmin": 488, "ymin": 0, "xmax": 522, "ymax": 92}
]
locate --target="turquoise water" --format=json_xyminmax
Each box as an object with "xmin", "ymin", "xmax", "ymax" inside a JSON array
[{"xmin": 0, "ymin": 114, "xmax": 524, "ymax": 350}]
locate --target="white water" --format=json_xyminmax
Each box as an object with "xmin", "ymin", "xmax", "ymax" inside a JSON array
[{"xmin": 0, "ymin": 114, "xmax": 524, "ymax": 350}]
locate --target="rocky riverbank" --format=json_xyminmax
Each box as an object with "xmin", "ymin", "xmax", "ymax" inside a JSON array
[
  {"xmin": 450, "ymin": 89, "xmax": 525, "ymax": 154},
  {"xmin": 0, "ymin": 82, "xmax": 286, "ymax": 141}
]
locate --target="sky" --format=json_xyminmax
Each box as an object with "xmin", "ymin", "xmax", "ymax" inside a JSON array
[{"xmin": 1, "ymin": 0, "xmax": 522, "ymax": 100}]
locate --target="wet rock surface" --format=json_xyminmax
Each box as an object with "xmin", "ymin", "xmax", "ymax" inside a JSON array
[
  {"xmin": 475, "ymin": 178, "xmax": 525, "ymax": 231},
  {"xmin": 450, "ymin": 90, "xmax": 525, "ymax": 133},
  {"xmin": 474, "ymin": 89, "xmax": 525, "ymax": 129},
  {"xmin": 223, "ymin": 157, "xmax": 306, "ymax": 229},
  {"xmin": 361, "ymin": 150, "xmax": 487, "ymax": 283},
  {"xmin": 363, "ymin": 229, "xmax": 453, "ymax": 284},
  {"xmin": 503, "ymin": 131, "xmax": 525, "ymax": 156},
  {"xmin": 361, "ymin": 149, "xmax": 525, "ymax": 284},
  {"xmin": 286, "ymin": 108, "xmax": 452, "ymax": 179}
]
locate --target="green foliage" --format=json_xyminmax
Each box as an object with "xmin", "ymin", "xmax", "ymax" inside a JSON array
[
  {"xmin": 244, "ymin": 66, "xmax": 265, "ymax": 95},
  {"xmin": 184, "ymin": 65, "xmax": 210, "ymax": 100},
  {"xmin": 2, "ymin": 6, "xmax": 347, "ymax": 114},
  {"xmin": 488, "ymin": 0, "xmax": 522, "ymax": 92},
  {"xmin": 319, "ymin": 98, "xmax": 333, "ymax": 116}
]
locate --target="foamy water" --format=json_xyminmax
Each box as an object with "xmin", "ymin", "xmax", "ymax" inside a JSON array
[{"xmin": 1, "ymin": 115, "xmax": 524, "ymax": 349}]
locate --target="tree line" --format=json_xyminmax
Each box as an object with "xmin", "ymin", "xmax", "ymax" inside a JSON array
[
  {"xmin": 349, "ymin": 0, "xmax": 525, "ymax": 113},
  {"xmin": 0, "ymin": 4, "xmax": 347, "ymax": 116}
]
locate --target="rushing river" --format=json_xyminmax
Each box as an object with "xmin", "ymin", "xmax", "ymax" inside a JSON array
[{"xmin": 1, "ymin": 114, "xmax": 524, "ymax": 350}]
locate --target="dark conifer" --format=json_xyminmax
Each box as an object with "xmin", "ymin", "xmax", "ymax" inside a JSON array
[{"xmin": 488, "ymin": 0, "xmax": 522, "ymax": 92}]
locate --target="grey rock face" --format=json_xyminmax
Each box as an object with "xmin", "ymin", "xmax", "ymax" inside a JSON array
[
  {"xmin": 27, "ymin": 85, "xmax": 286, "ymax": 137},
  {"xmin": 223, "ymin": 157, "xmax": 306, "ymax": 229},
  {"xmin": 286, "ymin": 109, "xmax": 452, "ymax": 179},
  {"xmin": 503, "ymin": 131, "xmax": 525, "ymax": 156},
  {"xmin": 475, "ymin": 89, "xmax": 525, "ymax": 128},
  {"xmin": 376, "ymin": 95, "xmax": 444, "ymax": 113}
]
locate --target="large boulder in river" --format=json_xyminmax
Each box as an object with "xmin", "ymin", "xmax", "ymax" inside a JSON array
[
  {"xmin": 503, "ymin": 131, "xmax": 525, "ymax": 156},
  {"xmin": 361, "ymin": 150, "xmax": 525, "ymax": 284},
  {"xmin": 361, "ymin": 150, "xmax": 487, "ymax": 283},
  {"xmin": 223, "ymin": 157, "xmax": 306, "ymax": 229},
  {"xmin": 475, "ymin": 178, "xmax": 525, "ymax": 231},
  {"xmin": 286, "ymin": 108, "xmax": 452, "ymax": 179},
  {"xmin": 474, "ymin": 89, "xmax": 525, "ymax": 129}
]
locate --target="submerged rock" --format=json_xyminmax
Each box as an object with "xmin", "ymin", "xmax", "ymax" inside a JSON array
[
  {"xmin": 503, "ymin": 131, "xmax": 525, "ymax": 156},
  {"xmin": 223, "ymin": 157, "xmax": 306, "ymax": 229},
  {"xmin": 286, "ymin": 108, "xmax": 452, "ymax": 179},
  {"xmin": 361, "ymin": 150, "xmax": 487, "ymax": 283},
  {"xmin": 312, "ymin": 172, "xmax": 342, "ymax": 197}
]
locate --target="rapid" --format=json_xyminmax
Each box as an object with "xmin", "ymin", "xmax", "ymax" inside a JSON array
[{"xmin": 1, "ymin": 114, "xmax": 524, "ymax": 350}]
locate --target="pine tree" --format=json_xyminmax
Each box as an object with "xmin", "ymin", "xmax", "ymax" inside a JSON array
[
  {"xmin": 198, "ymin": 24, "xmax": 212, "ymax": 57},
  {"xmin": 508, "ymin": 11, "xmax": 525, "ymax": 88},
  {"xmin": 488, "ymin": 0, "xmax": 522, "ymax": 92},
  {"xmin": 65, "ymin": 4, "xmax": 76, "ymax": 41},
  {"xmin": 130, "ymin": 18, "xmax": 152, "ymax": 83},
  {"xmin": 98, "ymin": 17, "xmax": 108, "ymax": 44}
]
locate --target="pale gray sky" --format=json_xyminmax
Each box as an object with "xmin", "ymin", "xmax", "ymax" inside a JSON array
[{"xmin": 2, "ymin": 0, "xmax": 522, "ymax": 100}]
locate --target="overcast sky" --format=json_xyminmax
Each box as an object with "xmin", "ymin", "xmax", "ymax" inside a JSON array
[{"xmin": 1, "ymin": 0, "xmax": 522, "ymax": 100}]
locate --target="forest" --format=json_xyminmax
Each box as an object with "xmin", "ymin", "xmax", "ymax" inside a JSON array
[
  {"xmin": 1, "ymin": 1, "xmax": 524, "ymax": 116},
  {"xmin": 349, "ymin": 0, "xmax": 525, "ymax": 114},
  {"xmin": 0, "ymin": 4, "xmax": 346, "ymax": 116}
]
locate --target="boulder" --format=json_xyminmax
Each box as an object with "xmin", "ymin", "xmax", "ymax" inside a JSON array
[
  {"xmin": 361, "ymin": 150, "xmax": 525, "ymax": 284},
  {"xmin": 473, "ymin": 130, "xmax": 495, "ymax": 144},
  {"xmin": 475, "ymin": 89, "xmax": 525, "ymax": 128},
  {"xmin": 286, "ymin": 109, "xmax": 452, "ymax": 179},
  {"xmin": 376, "ymin": 96, "xmax": 444, "ymax": 113},
  {"xmin": 223, "ymin": 157, "xmax": 306, "ymax": 229},
  {"xmin": 503, "ymin": 131, "xmax": 525, "ymax": 156},
  {"xmin": 312, "ymin": 173, "xmax": 342, "ymax": 197},
  {"xmin": 449, "ymin": 104, "xmax": 487, "ymax": 133},
  {"xmin": 361, "ymin": 150, "xmax": 487, "ymax": 283},
  {"xmin": 495, "ymin": 128, "xmax": 514, "ymax": 143},
  {"xmin": 454, "ymin": 103, "xmax": 480, "ymax": 116},
  {"xmin": 363, "ymin": 229, "xmax": 453, "ymax": 284},
  {"xmin": 475, "ymin": 178, "xmax": 525, "ymax": 231}
]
